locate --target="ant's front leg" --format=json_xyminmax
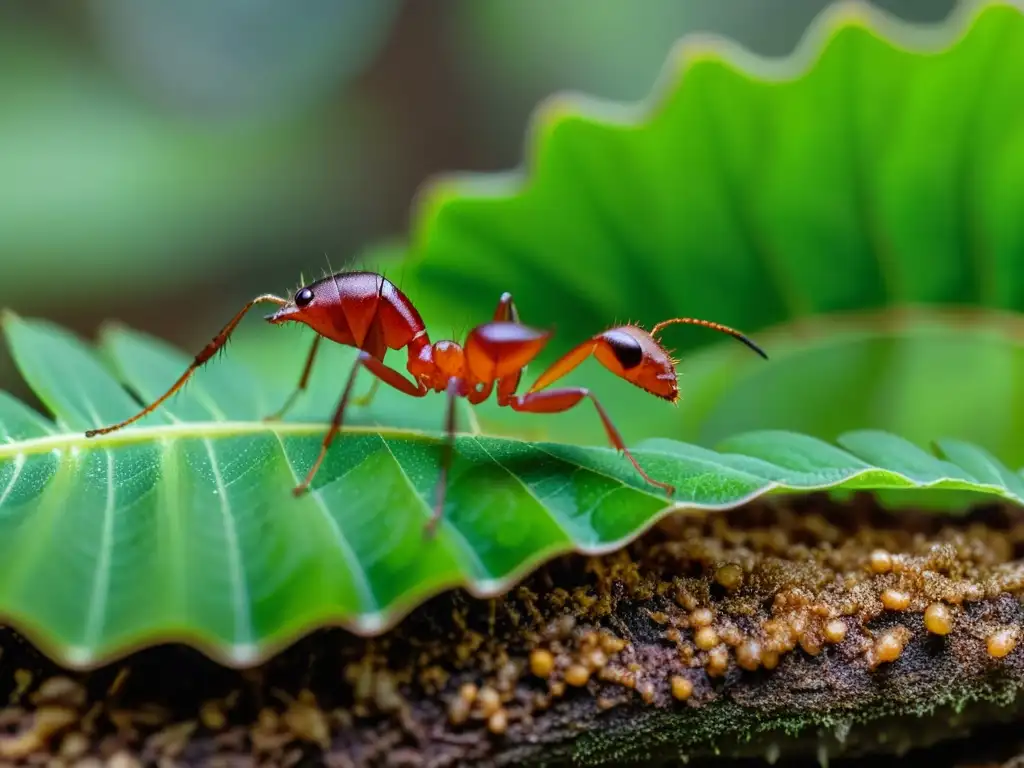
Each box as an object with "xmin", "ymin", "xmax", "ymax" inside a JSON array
[
  {"xmin": 293, "ymin": 352, "xmax": 428, "ymax": 497},
  {"xmin": 510, "ymin": 388, "xmax": 676, "ymax": 497},
  {"xmin": 265, "ymin": 339, "xmax": 383, "ymax": 422}
]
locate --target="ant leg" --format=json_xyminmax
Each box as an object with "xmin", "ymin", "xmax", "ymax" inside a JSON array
[
  {"xmin": 493, "ymin": 291, "xmax": 520, "ymax": 323},
  {"xmin": 351, "ymin": 377, "xmax": 381, "ymax": 408},
  {"xmin": 495, "ymin": 368, "xmax": 522, "ymax": 407},
  {"xmin": 85, "ymin": 294, "xmax": 287, "ymax": 437},
  {"xmin": 264, "ymin": 335, "xmax": 322, "ymax": 422},
  {"xmin": 510, "ymin": 388, "xmax": 675, "ymax": 496},
  {"xmin": 293, "ymin": 352, "xmax": 427, "ymax": 497},
  {"xmin": 525, "ymin": 341, "xmax": 598, "ymax": 395},
  {"xmin": 424, "ymin": 377, "xmax": 461, "ymax": 538},
  {"xmin": 491, "ymin": 292, "xmax": 527, "ymax": 400}
]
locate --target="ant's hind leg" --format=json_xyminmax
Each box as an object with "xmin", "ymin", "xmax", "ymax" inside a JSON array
[
  {"xmin": 264, "ymin": 335, "xmax": 322, "ymax": 422},
  {"xmin": 510, "ymin": 387, "xmax": 675, "ymax": 497}
]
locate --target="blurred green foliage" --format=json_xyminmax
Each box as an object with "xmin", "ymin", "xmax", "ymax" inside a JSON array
[
  {"xmin": 0, "ymin": 1, "xmax": 399, "ymax": 331},
  {"xmin": 88, "ymin": 0, "xmax": 401, "ymax": 118},
  {"xmin": 452, "ymin": 0, "xmax": 955, "ymax": 145},
  {"xmin": 0, "ymin": 28, "xmax": 361, "ymax": 295}
]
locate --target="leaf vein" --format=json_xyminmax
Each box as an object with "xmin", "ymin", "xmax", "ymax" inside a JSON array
[
  {"xmin": 269, "ymin": 432, "xmax": 379, "ymax": 615},
  {"xmin": 82, "ymin": 450, "xmax": 117, "ymax": 654},
  {"xmin": 202, "ymin": 438, "xmax": 254, "ymax": 651},
  {"xmin": 0, "ymin": 454, "xmax": 26, "ymax": 508},
  {"xmin": 377, "ymin": 435, "xmax": 488, "ymax": 579},
  {"xmin": 471, "ymin": 437, "xmax": 577, "ymax": 543}
]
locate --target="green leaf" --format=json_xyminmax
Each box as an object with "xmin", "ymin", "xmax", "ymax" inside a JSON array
[
  {"xmin": 1, "ymin": 314, "xmax": 1023, "ymax": 667},
  {"xmin": 401, "ymin": 0, "xmax": 1024, "ymax": 459}
]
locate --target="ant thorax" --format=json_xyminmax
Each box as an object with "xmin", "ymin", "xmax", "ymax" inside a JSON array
[
  {"xmin": 429, "ymin": 340, "xmax": 466, "ymax": 388},
  {"xmin": 406, "ymin": 338, "xmax": 469, "ymax": 392}
]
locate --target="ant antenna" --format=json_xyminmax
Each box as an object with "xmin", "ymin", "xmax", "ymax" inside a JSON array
[{"xmin": 651, "ymin": 317, "xmax": 768, "ymax": 359}]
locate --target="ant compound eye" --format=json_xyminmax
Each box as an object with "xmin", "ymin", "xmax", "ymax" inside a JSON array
[
  {"xmin": 603, "ymin": 329, "xmax": 644, "ymax": 370},
  {"xmin": 295, "ymin": 287, "xmax": 314, "ymax": 307}
]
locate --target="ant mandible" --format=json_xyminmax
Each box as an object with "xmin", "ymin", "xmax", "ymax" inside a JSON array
[{"xmin": 84, "ymin": 271, "xmax": 768, "ymax": 536}]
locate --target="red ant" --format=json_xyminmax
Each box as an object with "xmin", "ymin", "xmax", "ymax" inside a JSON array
[{"xmin": 85, "ymin": 271, "xmax": 767, "ymax": 535}]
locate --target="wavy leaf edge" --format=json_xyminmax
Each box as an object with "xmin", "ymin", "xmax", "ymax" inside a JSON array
[{"xmin": 408, "ymin": 0, "xmax": 1006, "ymax": 246}]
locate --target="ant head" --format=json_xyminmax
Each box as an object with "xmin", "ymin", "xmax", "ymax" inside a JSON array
[
  {"xmin": 266, "ymin": 280, "xmax": 319, "ymax": 323},
  {"xmin": 594, "ymin": 326, "xmax": 679, "ymax": 401},
  {"xmin": 595, "ymin": 317, "xmax": 766, "ymax": 401},
  {"xmin": 264, "ymin": 276, "xmax": 354, "ymax": 343}
]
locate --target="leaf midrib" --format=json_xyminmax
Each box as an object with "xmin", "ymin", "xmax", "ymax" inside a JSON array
[{"xmin": 0, "ymin": 421, "xmax": 444, "ymax": 459}]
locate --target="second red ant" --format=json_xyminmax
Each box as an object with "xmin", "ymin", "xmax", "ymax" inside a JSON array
[{"xmin": 85, "ymin": 271, "xmax": 768, "ymax": 535}]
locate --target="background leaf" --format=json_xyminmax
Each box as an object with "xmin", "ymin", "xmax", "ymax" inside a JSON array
[
  {"xmin": 0, "ymin": 27, "xmax": 371, "ymax": 303},
  {"xmin": 400, "ymin": 1, "xmax": 1024, "ymax": 464},
  {"xmin": 1, "ymin": 315, "xmax": 1023, "ymax": 667}
]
